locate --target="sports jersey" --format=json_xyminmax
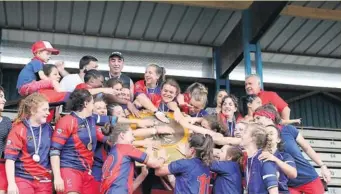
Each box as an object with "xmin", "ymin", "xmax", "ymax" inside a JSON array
[
  {"xmin": 168, "ymin": 158, "xmax": 211, "ymax": 194},
  {"xmin": 92, "ymin": 126, "xmax": 110, "ymax": 182},
  {"xmin": 280, "ymin": 125, "xmax": 318, "ymax": 187},
  {"xmin": 75, "ymin": 83, "xmax": 92, "ymax": 90},
  {"xmin": 246, "ymin": 150, "xmax": 278, "ymax": 194},
  {"xmin": 5, "ymin": 120, "xmax": 53, "ymax": 181},
  {"xmin": 50, "ymin": 113, "xmax": 108, "ymax": 172},
  {"xmin": 0, "ymin": 116, "xmax": 12, "ymax": 160},
  {"xmin": 274, "ymin": 150, "xmax": 296, "ymax": 194},
  {"xmin": 101, "ymin": 144, "xmax": 147, "ymax": 194},
  {"xmin": 219, "ymin": 113, "xmax": 235, "ymax": 137},
  {"xmin": 190, "ymin": 109, "xmax": 208, "ymax": 118},
  {"xmin": 134, "ymin": 80, "xmax": 162, "ymax": 108},
  {"xmin": 258, "ymin": 91, "xmax": 288, "ymax": 113},
  {"xmin": 210, "ymin": 161, "xmax": 242, "ymax": 194},
  {"xmin": 16, "ymin": 58, "xmax": 44, "ymax": 89}
]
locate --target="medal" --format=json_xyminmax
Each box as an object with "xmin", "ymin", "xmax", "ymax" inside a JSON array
[
  {"xmin": 27, "ymin": 120, "xmax": 42, "ymax": 163},
  {"xmin": 33, "ymin": 154, "xmax": 40, "ymax": 162},
  {"xmin": 87, "ymin": 143, "xmax": 92, "ymax": 151}
]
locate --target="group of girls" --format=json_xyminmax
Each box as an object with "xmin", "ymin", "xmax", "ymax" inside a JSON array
[{"xmin": 0, "ymin": 59, "xmax": 332, "ymax": 194}]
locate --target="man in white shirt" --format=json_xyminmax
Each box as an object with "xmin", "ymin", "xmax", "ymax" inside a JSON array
[{"xmin": 59, "ymin": 56, "xmax": 99, "ymax": 92}]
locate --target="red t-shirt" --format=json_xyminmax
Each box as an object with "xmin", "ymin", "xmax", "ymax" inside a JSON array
[
  {"xmin": 75, "ymin": 83, "xmax": 92, "ymax": 90},
  {"xmin": 258, "ymin": 90, "xmax": 288, "ymax": 113}
]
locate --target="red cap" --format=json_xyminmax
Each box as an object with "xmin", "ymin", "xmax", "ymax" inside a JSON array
[{"xmin": 31, "ymin": 41, "xmax": 60, "ymax": 55}]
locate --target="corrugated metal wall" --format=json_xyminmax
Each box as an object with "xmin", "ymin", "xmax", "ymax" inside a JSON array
[{"xmin": 1, "ymin": 67, "xmax": 340, "ymax": 128}]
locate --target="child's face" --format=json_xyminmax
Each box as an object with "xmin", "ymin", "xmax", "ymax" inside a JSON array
[
  {"xmin": 234, "ymin": 123, "xmax": 246, "ymax": 138},
  {"xmin": 37, "ymin": 50, "xmax": 52, "ymax": 63},
  {"xmin": 161, "ymin": 84, "xmax": 177, "ymax": 103},
  {"xmin": 219, "ymin": 145, "xmax": 230, "ymax": 161},
  {"xmin": 254, "ymin": 115, "xmax": 273, "ymax": 126},
  {"xmin": 112, "ymin": 106, "xmax": 126, "ymax": 118},
  {"xmin": 112, "ymin": 83, "xmax": 123, "ymax": 95},
  {"xmin": 89, "ymin": 76, "xmax": 104, "ymax": 88},
  {"xmin": 189, "ymin": 99, "xmax": 204, "ymax": 114},
  {"xmin": 48, "ymin": 67, "xmax": 61, "ymax": 82},
  {"xmin": 265, "ymin": 126, "xmax": 280, "ymax": 149},
  {"xmin": 120, "ymin": 88, "xmax": 131, "ymax": 101},
  {"xmin": 93, "ymin": 101, "xmax": 107, "ymax": 116}
]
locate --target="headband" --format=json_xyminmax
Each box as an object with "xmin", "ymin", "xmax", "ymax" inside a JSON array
[{"xmin": 254, "ymin": 110, "xmax": 276, "ymax": 122}]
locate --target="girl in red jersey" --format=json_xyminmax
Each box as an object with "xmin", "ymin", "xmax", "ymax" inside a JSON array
[
  {"xmin": 178, "ymin": 82, "xmax": 209, "ymax": 118},
  {"xmin": 0, "ymin": 87, "xmax": 12, "ymax": 194},
  {"xmin": 155, "ymin": 133, "xmax": 214, "ymax": 194},
  {"xmin": 100, "ymin": 123, "xmax": 168, "ymax": 194},
  {"xmin": 134, "ymin": 64, "xmax": 169, "ymax": 123},
  {"xmin": 5, "ymin": 93, "xmax": 53, "ymax": 194}
]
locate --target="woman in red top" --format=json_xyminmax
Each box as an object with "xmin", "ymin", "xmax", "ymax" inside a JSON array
[
  {"xmin": 5, "ymin": 93, "xmax": 53, "ymax": 194},
  {"xmin": 134, "ymin": 64, "xmax": 168, "ymax": 123}
]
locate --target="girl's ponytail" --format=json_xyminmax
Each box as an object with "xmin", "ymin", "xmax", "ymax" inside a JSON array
[{"xmin": 189, "ymin": 133, "xmax": 214, "ymax": 166}]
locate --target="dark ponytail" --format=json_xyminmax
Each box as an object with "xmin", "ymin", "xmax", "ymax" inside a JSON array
[
  {"xmin": 239, "ymin": 94, "xmax": 258, "ymax": 117},
  {"xmin": 189, "ymin": 133, "xmax": 214, "ymax": 166},
  {"xmin": 66, "ymin": 89, "xmax": 93, "ymax": 112}
]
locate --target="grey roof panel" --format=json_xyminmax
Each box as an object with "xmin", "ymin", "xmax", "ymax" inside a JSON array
[
  {"xmin": 70, "ymin": 2, "xmax": 88, "ymax": 34},
  {"xmin": 261, "ymin": 16, "xmax": 293, "ymax": 49},
  {"xmin": 55, "ymin": 1, "xmax": 73, "ymax": 33},
  {"xmin": 23, "ymin": 2, "xmax": 38, "ymax": 30},
  {"xmin": 85, "ymin": 1, "xmax": 106, "ymax": 35},
  {"xmin": 172, "ymin": 6, "xmax": 202, "ymax": 43},
  {"xmin": 158, "ymin": 5, "xmax": 187, "ymax": 42},
  {"xmin": 99, "ymin": 2, "xmax": 123, "ymax": 36},
  {"xmin": 129, "ymin": 2, "xmax": 156, "ymax": 39},
  {"xmin": 0, "ymin": 2, "xmax": 6, "ymax": 26},
  {"xmin": 200, "ymin": 10, "xmax": 232, "ymax": 45},
  {"xmin": 144, "ymin": 3, "xmax": 172, "ymax": 40},
  {"xmin": 115, "ymin": 2, "xmax": 140, "ymax": 37},
  {"xmin": 317, "ymin": 32, "xmax": 341, "ymax": 56},
  {"xmin": 5, "ymin": 2, "xmax": 22, "ymax": 28},
  {"xmin": 39, "ymin": 2, "xmax": 55, "ymax": 31},
  {"xmin": 213, "ymin": 11, "xmax": 241, "ymax": 46},
  {"xmin": 186, "ymin": 8, "xmax": 218, "ymax": 44}
]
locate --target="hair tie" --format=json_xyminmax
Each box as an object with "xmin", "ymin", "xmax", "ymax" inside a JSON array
[{"xmin": 254, "ymin": 110, "xmax": 276, "ymax": 122}]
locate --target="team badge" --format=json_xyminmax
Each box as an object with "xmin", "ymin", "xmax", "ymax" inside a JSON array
[
  {"xmin": 57, "ymin": 128, "xmax": 63, "ymax": 134},
  {"xmin": 6, "ymin": 140, "xmax": 11, "ymax": 145}
]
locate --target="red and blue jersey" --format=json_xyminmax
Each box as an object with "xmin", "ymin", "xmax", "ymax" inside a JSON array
[
  {"xmin": 210, "ymin": 161, "xmax": 242, "ymax": 194},
  {"xmin": 50, "ymin": 112, "xmax": 107, "ymax": 172},
  {"xmin": 4, "ymin": 120, "xmax": 53, "ymax": 181},
  {"xmin": 280, "ymin": 125, "xmax": 318, "ymax": 187},
  {"xmin": 274, "ymin": 150, "xmax": 296, "ymax": 194},
  {"xmin": 101, "ymin": 144, "xmax": 147, "ymax": 194},
  {"xmin": 246, "ymin": 150, "xmax": 278, "ymax": 194},
  {"xmin": 92, "ymin": 126, "xmax": 110, "ymax": 182},
  {"xmin": 168, "ymin": 158, "xmax": 211, "ymax": 194},
  {"xmin": 134, "ymin": 80, "xmax": 162, "ymax": 108}
]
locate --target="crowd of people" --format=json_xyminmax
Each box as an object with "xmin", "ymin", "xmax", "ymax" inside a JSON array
[{"xmin": 0, "ymin": 40, "xmax": 332, "ymax": 194}]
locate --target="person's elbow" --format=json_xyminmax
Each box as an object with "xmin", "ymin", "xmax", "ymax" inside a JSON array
[
  {"xmin": 287, "ymin": 168, "xmax": 297, "ymax": 179},
  {"xmin": 281, "ymin": 106, "xmax": 291, "ymax": 120}
]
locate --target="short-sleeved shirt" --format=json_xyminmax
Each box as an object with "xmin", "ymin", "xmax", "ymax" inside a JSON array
[
  {"xmin": 104, "ymin": 72, "xmax": 132, "ymax": 89},
  {"xmin": 134, "ymin": 80, "xmax": 162, "ymax": 108},
  {"xmin": 50, "ymin": 113, "xmax": 107, "ymax": 172},
  {"xmin": 16, "ymin": 59, "xmax": 44, "ymax": 89},
  {"xmin": 210, "ymin": 161, "xmax": 242, "ymax": 194},
  {"xmin": 274, "ymin": 151, "xmax": 296, "ymax": 193},
  {"xmin": 0, "ymin": 116, "xmax": 12, "ymax": 160},
  {"xmin": 92, "ymin": 126, "xmax": 110, "ymax": 182},
  {"xmin": 280, "ymin": 125, "xmax": 318, "ymax": 187},
  {"xmin": 258, "ymin": 91, "xmax": 288, "ymax": 113},
  {"xmin": 101, "ymin": 144, "xmax": 147, "ymax": 194},
  {"xmin": 5, "ymin": 121, "xmax": 53, "ymax": 181},
  {"xmin": 246, "ymin": 150, "xmax": 278, "ymax": 194},
  {"xmin": 60, "ymin": 74, "xmax": 83, "ymax": 92},
  {"xmin": 169, "ymin": 158, "xmax": 211, "ymax": 194}
]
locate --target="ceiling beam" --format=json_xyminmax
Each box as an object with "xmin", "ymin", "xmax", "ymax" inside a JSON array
[
  {"xmin": 281, "ymin": 5, "xmax": 341, "ymax": 22},
  {"xmin": 160, "ymin": 1, "xmax": 253, "ymax": 10},
  {"xmin": 159, "ymin": 1, "xmax": 341, "ymax": 21}
]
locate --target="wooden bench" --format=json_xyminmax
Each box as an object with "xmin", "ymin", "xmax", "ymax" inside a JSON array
[{"xmin": 299, "ymin": 129, "xmax": 341, "ymax": 141}]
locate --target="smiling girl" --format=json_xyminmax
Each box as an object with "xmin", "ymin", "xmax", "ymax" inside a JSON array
[
  {"xmin": 5, "ymin": 93, "xmax": 53, "ymax": 194},
  {"xmin": 219, "ymin": 95, "xmax": 239, "ymax": 137}
]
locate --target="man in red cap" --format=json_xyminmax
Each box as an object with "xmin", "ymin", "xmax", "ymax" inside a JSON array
[
  {"xmin": 16, "ymin": 40, "xmax": 63, "ymax": 96},
  {"xmin": 245, "ymin": 74, "xmax": 291, "ymax": 120}
]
